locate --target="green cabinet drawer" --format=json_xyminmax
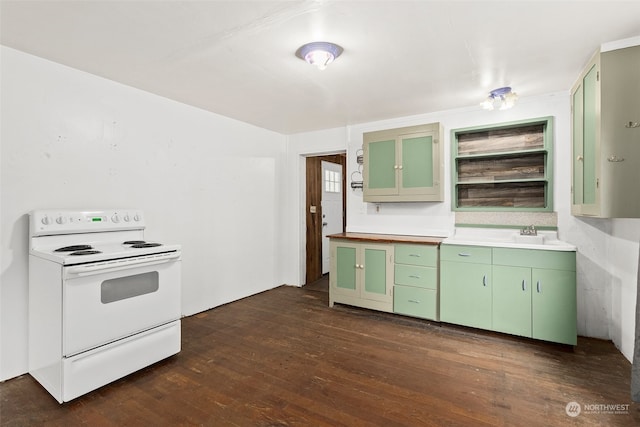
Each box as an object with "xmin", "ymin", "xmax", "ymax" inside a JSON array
[
  {"xmin": 394, "ymin": 285, "xmax": 437, "ymax": 320},
  {"xmin": 440, "ymin": 244, "xmax": 492, "ymax": 264},
  {"xmin": 394, "ymin": 265, "xmax": 437, "ymax": 289},
  {"xmin": 395, "ymin": 244, "xmax": 438, "ymax": 267},
  {"xmin": 493, "ymin": 248, "xmax": 576, "ymax": 271}
]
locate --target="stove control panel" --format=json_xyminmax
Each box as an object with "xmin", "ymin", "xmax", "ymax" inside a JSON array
[{"xmin": 30, "ymin": 209, "xmax": 145, "ymax": 236}]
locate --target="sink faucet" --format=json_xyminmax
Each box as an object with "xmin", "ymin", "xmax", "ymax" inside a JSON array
[{"xmin": 520, "ymin": 225, "xmax": 537, "ymax": 236}]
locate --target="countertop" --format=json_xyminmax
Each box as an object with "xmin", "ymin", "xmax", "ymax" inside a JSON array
[
  {"xmin": 327, "ymin": 232, "xmax": 443, "ymax": 245},
  {"xmin": 442, "ymin": 228, "xmax": 576, "ymax": 251}
]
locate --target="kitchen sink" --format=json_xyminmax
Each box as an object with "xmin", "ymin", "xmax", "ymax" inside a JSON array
[{"xmin": 512, "ymin": 234, "xmax": 545, "ymax": 244}]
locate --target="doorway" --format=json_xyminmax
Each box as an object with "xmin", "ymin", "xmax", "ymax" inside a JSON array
[{"xmin": 305, "ymin": 153, "xmax": 346, "ymax": 284}]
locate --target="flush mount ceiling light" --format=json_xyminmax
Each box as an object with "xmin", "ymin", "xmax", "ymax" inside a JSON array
[
  {"xmin": 296, "ymin": 41, "xmax": 343, "ymax": 70},
  {"xmin": 480, "ymin": 86, "xmax": 518, "ymax": 110}
]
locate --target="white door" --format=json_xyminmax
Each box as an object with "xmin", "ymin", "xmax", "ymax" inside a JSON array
[{"xmin": 321, "ymin": 161, "xmax": 344, "ymax": 274}]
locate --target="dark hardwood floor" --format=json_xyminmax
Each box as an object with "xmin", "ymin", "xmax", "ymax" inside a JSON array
[{"xmin": 2, "ymin": 279, "xmax": 638, "ymax": 426}]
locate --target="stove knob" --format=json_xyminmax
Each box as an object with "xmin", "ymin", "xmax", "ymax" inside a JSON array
[
  {"xmin": 133, "ymin": 214, "xmax": 141, "ymax": 222},
  {"xmin": 123, "ymin": 214, "xmax": 130, "ymax": 222},
  {"xmin": 111, "ymin": 214, "xmax": 120, "ymax": 223},
  {"xmin": 41, "ymin": 216, "xmax": 51, "ymax": 225},
  {"xmin": 55, "ymin": 216, "xmax": 66, "ymax": 225}
]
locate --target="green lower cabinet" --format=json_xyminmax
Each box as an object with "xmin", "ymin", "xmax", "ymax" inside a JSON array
[
  {"xmin": 492, "ymin": 265, "xmax": 577, "ymax": 345},
  {"xmin": 394, "ymin": 285, "xmax": 437, "ymax": 320},
  {"xmin": 532, "ymin": 269, "xmax": 577, "ymax": 345},
  {"xmin": 492, "ymin": 265, "xmax": 532, "ymax": 338},
  {"xmin": 329, "ymin": 240, "xmax": 393, "ymax": 312},
  {"xmin": 440, "ymin": 244, "xmax": 577, "ymax": 345},
  {"xmin": 440, "ymin": 261, "xmax": 492, "ymax": 329}
]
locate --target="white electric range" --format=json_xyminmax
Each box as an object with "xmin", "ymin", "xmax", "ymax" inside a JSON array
[{"xmin": 28, "ymin": 209, "xmax": 182, "ymax": 403}]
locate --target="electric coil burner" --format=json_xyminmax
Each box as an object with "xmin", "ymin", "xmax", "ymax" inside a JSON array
[
  {"xmin": 55, "ymin": 244, "xmax": 93, "ymax": 252},
  {"xmin": 28, "ymin": 209, "xmax": 182, "ymax": 403},
  {"xmin": 131, "ymin": 243, "xmax": 162, "ymax": 248},
  {"xmin": 69, "ymin": 250, "xmax": 102, "ymax": 256}
]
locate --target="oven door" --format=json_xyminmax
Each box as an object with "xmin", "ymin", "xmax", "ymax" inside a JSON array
[{"xmin": 62, "ymin": 253, "xmax": 181, "ymax": 357}]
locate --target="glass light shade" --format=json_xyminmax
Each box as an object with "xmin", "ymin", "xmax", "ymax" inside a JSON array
[
  {"xmin": 481, "ymin": 87, "xmax": 518, "ymax": 110},
  {"xmin": 296, "ymin": 41, "xmax": 343, "ymax": 70},
  {"xmin": 305, "ymin": 49, "xmax": 334, "ymax": 70}
]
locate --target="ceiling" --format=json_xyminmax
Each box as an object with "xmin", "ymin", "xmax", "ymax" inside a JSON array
[{"xmin": 1, "ymin": 1, "xmax": 639, "ymax": 135}]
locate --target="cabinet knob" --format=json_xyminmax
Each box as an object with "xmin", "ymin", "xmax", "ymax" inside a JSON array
[{"xmin": 576, "ymin": 155, "xmax": 583, "ymax": 161}]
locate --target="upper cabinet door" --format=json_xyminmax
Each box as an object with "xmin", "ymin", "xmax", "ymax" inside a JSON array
[
  {"xmin": 364, "ymin": 135, "xmax": 398, "ymax": 196},
  {"xmin": 363, "ymin": 123, "xmax": 443, "ymax": 202},
  {"xmin": 399, "ymin": 131, "xmax": 438, "ymax": 196},
  {"xmin": 571, "ymin": 55, "xmax": 600, "ymax": 216},
  {"xmin": 571, "ymin": 45, "xmax": 640, "ymax": 218},
  {"xmin": 572, "ymin": 80, "xmax": 585, "ymax": 207}
]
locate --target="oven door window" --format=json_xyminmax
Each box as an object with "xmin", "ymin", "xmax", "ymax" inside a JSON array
[{"xmin": 101, "ymin": 271, "xmax": 159, "ymax": 304}]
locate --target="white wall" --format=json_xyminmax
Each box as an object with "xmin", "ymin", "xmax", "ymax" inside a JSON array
[
  {"xmin": 287, "ymin": 92, "xmax": 638, "ymax": 362},
  {"xmin": 0, "ymin": 47, "xmax": 287, "ymax": 381}
]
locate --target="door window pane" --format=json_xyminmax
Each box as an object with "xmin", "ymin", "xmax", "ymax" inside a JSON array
[{"xmin": 325, "ymin": 170, "xmax": 341, "ymax": 193}]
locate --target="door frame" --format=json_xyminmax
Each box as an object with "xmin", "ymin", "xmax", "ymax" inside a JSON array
[{"xmin": 305, "ymin": 153, "xmax": 346, "ymax": 284}]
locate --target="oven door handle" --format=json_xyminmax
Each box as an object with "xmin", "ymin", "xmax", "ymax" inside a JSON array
[{"xmin": 65, "ymin": 253, "xmax": 181, "ymax": 277}]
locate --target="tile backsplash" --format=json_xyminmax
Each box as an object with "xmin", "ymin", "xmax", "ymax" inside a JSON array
[{"xmin": 455, "ymin": 211, "xmax": 558, "ymax": 229}]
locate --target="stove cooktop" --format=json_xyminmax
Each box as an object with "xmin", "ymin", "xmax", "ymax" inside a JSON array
[
  {"xmin": 32, "ymin": 240, "xmax": 179, "ymax": 265},
  {"xmin": 53, "ymin": 241, "xmax": 162, "ymax": 254}
]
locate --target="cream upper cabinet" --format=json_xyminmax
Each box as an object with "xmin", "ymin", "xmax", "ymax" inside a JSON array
[
  {"xmin": 571, "ymin": 45, "xmax": 640, "ymax": 218},
  {"xmin": 363, "ymin": 123, "xmax": 444, "ymax": 202}
]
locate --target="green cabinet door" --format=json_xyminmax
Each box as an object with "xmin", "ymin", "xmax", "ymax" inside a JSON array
[
  {"xmin": 572, "ymin": 83, "xmax": 584, "ymax": 206},
  {"xmin": 400, "ymin": 133, "xmax": 436, "ymax": 195},
  {"xmin": 362, "ymin": 246, "xmax": 390, "ymax": 302},
  {"xmin": 440, "ymin": 261, "xmax": 492, "ymax": 329},
  {"xmin": 532, "ymin": 269, "xmax": 577, "ymax": 345},
  {"xmin": 366, "ymin": 138, "xmax": 397, "ymax": 194},
  {"xmin": 582, "ymin": 63, "xmax": 598, "ymax": 206},
  {"xmin": 492, "ymin": 265, "xmax": 532, "ymax": 338},
  {"xmin": 571, "ymin": 54, "xmax": 600, "ymax": 216},
  {"xmin": 332, "ymin": 244, "xmax": 358, "ymax": 298}
]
